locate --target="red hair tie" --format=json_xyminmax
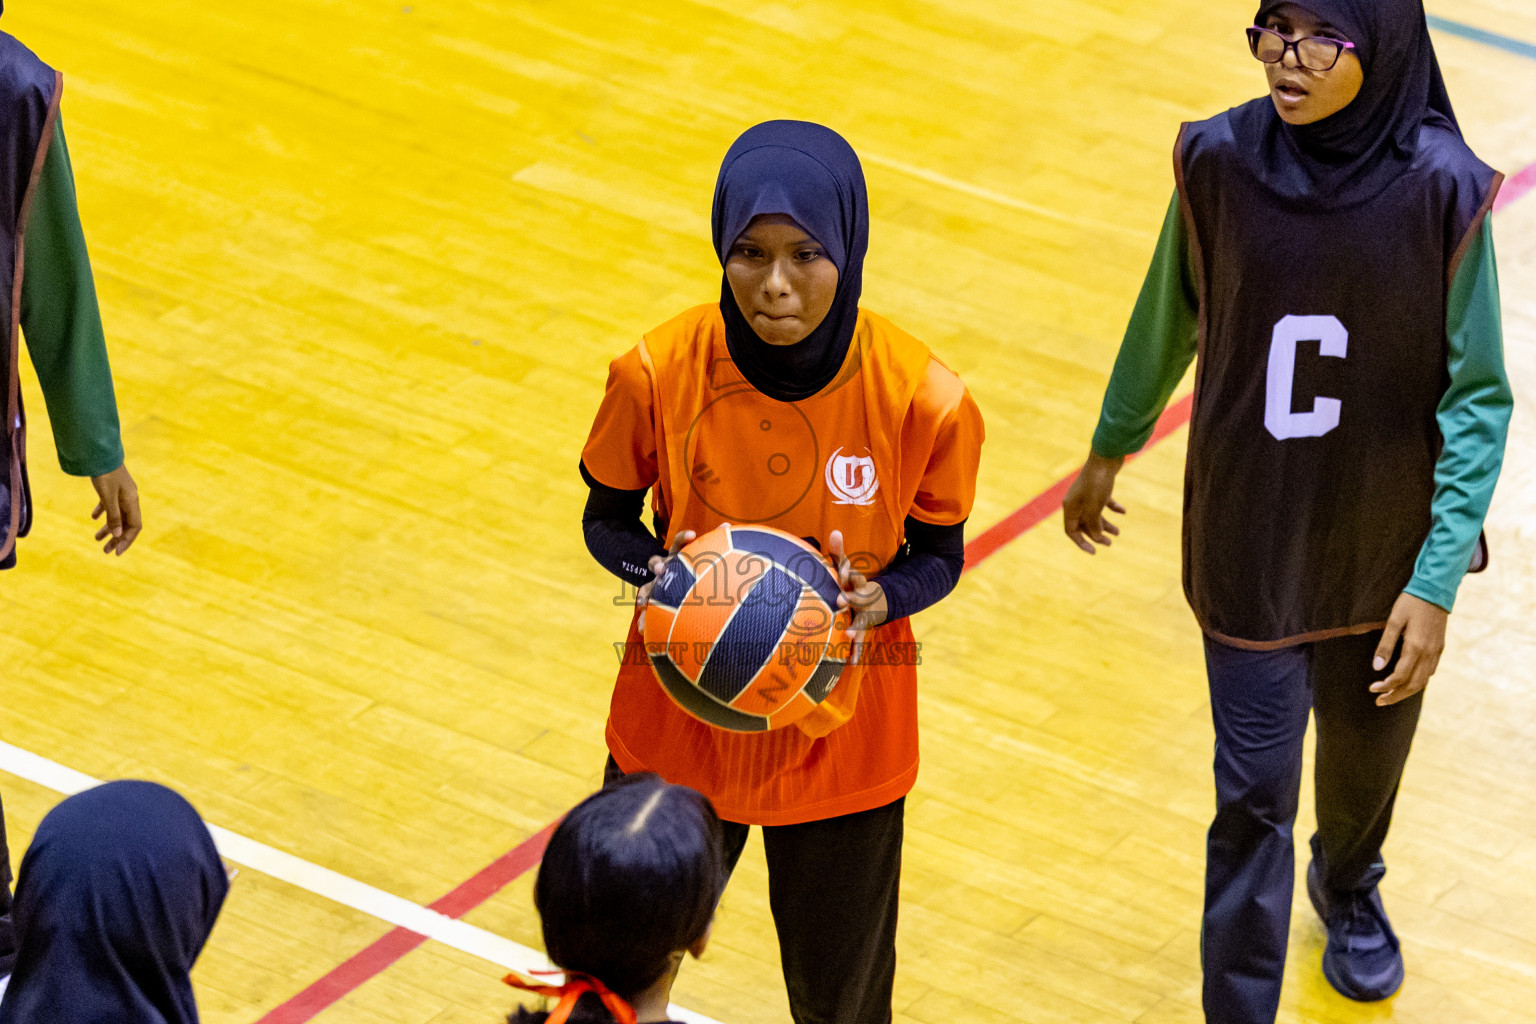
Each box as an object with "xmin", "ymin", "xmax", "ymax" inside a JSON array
[{"xmin": 503, "ymin": 970, "xmax": 639, "ymax": 1024}]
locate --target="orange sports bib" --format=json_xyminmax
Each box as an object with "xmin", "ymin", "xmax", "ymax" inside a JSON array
[{"xmin": 584, "ymin": 305, "xmax": 982, "ymax": 825}]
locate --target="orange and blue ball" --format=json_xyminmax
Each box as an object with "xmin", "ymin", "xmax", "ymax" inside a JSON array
[{"xmin": 642, "ymin": 524, "xmax": 856, "ymax": 732}]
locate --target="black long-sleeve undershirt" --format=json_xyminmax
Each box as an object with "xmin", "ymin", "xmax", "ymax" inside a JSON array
[
  {"xmin": 877, "ymin": 515, "xmax": 966, "ymax": 621},
  {"xmin": 580, "ymin": 461, "xmax": 667, "ymax": 588},
  {"xmin": 580, "ymin": 460, "xmax": 965, "ymax": 619}
]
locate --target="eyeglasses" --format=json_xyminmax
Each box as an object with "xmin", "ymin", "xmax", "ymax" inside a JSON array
[{"xmin": 1247, "ymin": 26, "xmax": 1356, "ymax": 72}]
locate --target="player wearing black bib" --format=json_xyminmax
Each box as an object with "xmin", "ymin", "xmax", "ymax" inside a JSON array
[
  {"xmin": 0, "ymin": 12, "xmax": 142, "ymax": 988},
  {"xmin": 1062, "ymin": 2, "xmax": 1510, "ymax": 1022}
]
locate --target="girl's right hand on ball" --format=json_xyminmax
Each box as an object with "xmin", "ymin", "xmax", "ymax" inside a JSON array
[
  {"xmin": 1062, "ymin": 451, "xmax": 1126, "ymax": 555},
  {"xmin": 828, "ymin": 529, "xmax": 888, "ymax": 633}
]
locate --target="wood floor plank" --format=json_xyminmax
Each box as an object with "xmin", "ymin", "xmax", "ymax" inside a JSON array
[{"xmin": 0, "ymin": 2, "xmax": 1531, "ymax": 1022}]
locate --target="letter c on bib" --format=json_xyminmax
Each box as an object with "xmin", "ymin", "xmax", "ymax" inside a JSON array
[{"xmin": 1264, "ymin": 314, "xmax": 1348, "ymax": 441}]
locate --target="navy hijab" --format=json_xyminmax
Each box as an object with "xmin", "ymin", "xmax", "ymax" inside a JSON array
[
  {"xmin": 712, "ymin": 121, "xmax": 869, "ymax": 401},
  {"xmin": 0, "ymin": 781, "xmax": 229, "ymax": 1024},
  {"xmin": 1230, "ymin": 0, "xmax": 1459, "ymax": 207}
]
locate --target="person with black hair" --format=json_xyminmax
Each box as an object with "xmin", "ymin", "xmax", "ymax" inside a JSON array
[{"xmin": 503, "ymin": 774, "xmax": 727, "ymax": 1024}]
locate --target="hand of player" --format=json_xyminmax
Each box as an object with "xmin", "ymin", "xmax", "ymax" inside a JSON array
[
  {"xmin": 1062, "ymin": 451, "xmax": 1126, "ymax": 554},
  {"xmin": 1369, "ymin": 592, "xmax": 1449, "ymax": 706},
  {"xmin": 635, "ymin": 530, "xmax": 696, "ymax": 613},
  {"xmin": 828, "ymin": 529, "xmax": 888, "ymax": 632},
  {"xmin": 91, "ymin": 463, "xmax": 142, "ymax": 556}
]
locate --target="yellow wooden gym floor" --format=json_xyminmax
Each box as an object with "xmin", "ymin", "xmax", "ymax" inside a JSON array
[{"xmin": 2, "ymin": 1, "xmax": 1534, "ymax": 1021}]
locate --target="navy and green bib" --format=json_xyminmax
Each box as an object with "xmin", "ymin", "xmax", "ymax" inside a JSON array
[
  {"xmin": 1175, "ymin": 106, "xmax": 1499, "ymax": 648},
  {"xmin": 0, "ymin": 32, "xmax": 59, "ymax": 565}
]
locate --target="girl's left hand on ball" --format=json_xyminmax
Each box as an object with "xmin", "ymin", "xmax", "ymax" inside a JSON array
[
  {"xmin": 828, "ymin": 529, "xmax": 887, "ymax": 632},
  {"xmin": 636, "ymin": 531, "xmax": 696, "ymax": 628}
]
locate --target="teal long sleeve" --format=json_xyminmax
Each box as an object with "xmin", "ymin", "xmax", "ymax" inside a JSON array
[
  {"xmin": 1090, "ymin": 192, "xmax": 1198, "ymax": 459},
  {"xmin": 1405, "ymin": 218, "xmax": 1512, "ymax": 613},
  {"xmin": 19, "ymin": 113, "xmax": 124, "ymax": 478}
]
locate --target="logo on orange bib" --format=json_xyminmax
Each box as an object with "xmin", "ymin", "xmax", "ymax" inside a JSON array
[{"xmin": 825, "ymin": 448, "xmax": 879, "ymax": 506}]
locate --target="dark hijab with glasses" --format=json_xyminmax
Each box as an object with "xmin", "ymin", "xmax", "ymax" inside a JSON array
[
  {"xmin": 1159, "ymin": 0, "xmax": 1502, "ymax": 646},
  {"xmin": 1230, "ymin": 0, "xmax": 1458, "ymax": 208},
  {"xmin": 1097, "ymin": 5, "xmax": 1506, "ymax": 1014}
]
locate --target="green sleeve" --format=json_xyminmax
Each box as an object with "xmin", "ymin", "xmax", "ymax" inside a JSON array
[
  {"xmin": 1404, "ymin": 217, "xmax": 1512, "ymax": 613},
  {"xmin": 19, "ymin": 113, "xmax": 124, "ymax": 478},
  {"xmin": 1091, "ymin": 191, "xmax": 1200, "ymax": 458}
]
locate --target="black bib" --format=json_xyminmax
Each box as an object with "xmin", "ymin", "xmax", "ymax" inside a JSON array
[
  {"xmin": 1176, "ymin": 107, "xmax": 1500, "ymax": 648},
  {"xmin": 0, "ymin": 32, "xmax": 60, "ymax": 564}
]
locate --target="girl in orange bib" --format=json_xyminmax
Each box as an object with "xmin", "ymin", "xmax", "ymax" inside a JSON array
[{"xmin": 580, "ymin": 120, "xmax": 983, "ymax": 1023}]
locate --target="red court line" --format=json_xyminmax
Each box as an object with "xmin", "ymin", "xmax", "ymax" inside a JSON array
[
  {"xmin": 254, "ymin": 399, "xmax": 1200, "ymax": 1024},
  {"xmin": 254, "ymin": 821, "xmax": 557, "ymax": 1024},
  {"xmin": 963, "ymin": 392, "xmax": 1195, "ymax": 572},
  {"xmin": 257, "ymin": 157, "xmax": 1536, "ymax": 1022},
  {"xmin": 250, "ymin": 396, "xmax": 1200, "ymax": 1024}
]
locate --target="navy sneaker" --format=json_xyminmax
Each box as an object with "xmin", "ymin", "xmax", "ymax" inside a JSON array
[{"xmin": 1307, "ymin": 859, "xmax": 1405, "ymax": 1001}]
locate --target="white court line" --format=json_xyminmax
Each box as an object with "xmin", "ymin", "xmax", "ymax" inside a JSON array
[
  {"xmin": 0, "ymin": 740, "xmax": 721, "ymax": 1024},
  {"xmin": 862, "ymin": 151, "xmax": 1157, "ymax": 241}
]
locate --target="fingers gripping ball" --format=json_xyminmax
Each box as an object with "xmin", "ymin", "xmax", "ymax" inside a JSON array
[{"xmin": 643, "ymin": 525, "xmax": 856, "ymax": 732}]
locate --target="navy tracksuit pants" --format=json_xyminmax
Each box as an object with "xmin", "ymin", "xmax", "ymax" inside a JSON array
[{"xmin": 1201, "ymin": 630, "xmax": 1423, "ymax": 1024}]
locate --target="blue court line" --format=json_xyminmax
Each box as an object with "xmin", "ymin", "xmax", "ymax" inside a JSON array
[{"xmin": 1428, "ymin": 15, "xmax": 1536, "ymax": 61}]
